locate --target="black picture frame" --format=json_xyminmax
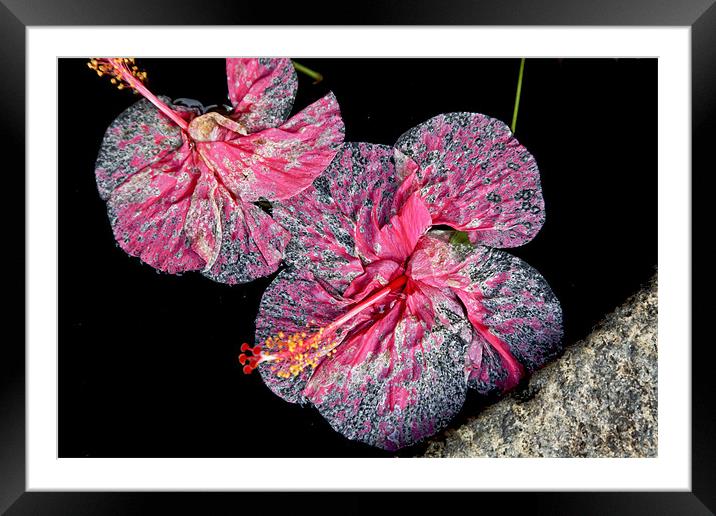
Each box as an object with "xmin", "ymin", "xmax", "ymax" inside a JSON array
[{"xmin": 2, "ymin": 1, "xmax": 713, "ymax": 513}]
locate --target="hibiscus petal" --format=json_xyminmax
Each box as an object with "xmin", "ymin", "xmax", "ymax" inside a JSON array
[
  {"xmin": 226, "ymin": 58, "xmax": 298, "ymax": 133},
  {"xmin": 463, "ymin": 331, "xmax": 513, "ymax": 394},
  {"xmin": 409, "ymin": 233, "xmax": 563, "ymax": 394},
  {"xmin": 201, "ymin": 193, "xmax": 291, "ymax": 285},
  {"xmin": 342, "ymin": 259, "xmax": 404, "ymax": 300},
  {"xmin": 303, "ymin": 292, "xmax": 472, "ymax": 451},
  {"xmin": 196, "ymin": 92, "xmax": 343, "ymax": 203},
  {"xmin": 183, "ymin": 166, "xmax": 223, "ymax": 269},
  {"xmin": 461, "ymin": 246, "xmax": 563, "ymax": 379},
  {"xmin": 273, "ymin": 142, "xmax": 399, "ymax": 290},
  {"xmin": 256, "ymin": 268, "xmax": 351, "ymax": 404},
  {"xmin": 95, "ymin": 97, "xmax": 196, "ymax": 200},
  {"xmin": 368, "ymin": 193, "xmax": 432, "ymax": 263},
  {"xmin": 106, "ymin": 146, "xmax": 205, "ymax": 274},
  {"xmin": 394, "ymin": 112, "xmax": 545, "ymax": 248}
]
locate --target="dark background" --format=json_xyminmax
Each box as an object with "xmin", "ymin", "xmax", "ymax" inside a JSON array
[{"xmin": 58, "ymin": 58, "xmax": 657, "ymax": 458}]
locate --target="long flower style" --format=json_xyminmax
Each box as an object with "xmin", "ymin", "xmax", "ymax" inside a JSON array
[
  {"xmin": 93, "ymin": 58, "xmax": 344, "ymax": 284},
  {"xmin": 246, "ymin": 113, "xmax": 563, "ymax": 451}
]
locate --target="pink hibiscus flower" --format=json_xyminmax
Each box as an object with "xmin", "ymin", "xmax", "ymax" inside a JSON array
[
  {"xmin": 242, "ymin": 113, "xmax": 563, "ymax": 451},
  {"xmin": 92, "ymin": 58, "xmax": 344, "ymax": 284}
]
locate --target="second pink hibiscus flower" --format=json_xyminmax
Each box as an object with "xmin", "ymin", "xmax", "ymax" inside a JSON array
[{"xmin": 245, "ymin": 112, "xmax": 562, "ymax": 450}]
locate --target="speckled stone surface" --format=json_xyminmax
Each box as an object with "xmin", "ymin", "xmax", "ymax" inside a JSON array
[{"xmin": 422, "ymin": 273, "xmax": 658, "ymax": 458}]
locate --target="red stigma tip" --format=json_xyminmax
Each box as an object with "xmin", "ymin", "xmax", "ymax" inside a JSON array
[{"xmin": 239, "ymin": 343, "xmax": 263, "ymax": 374}]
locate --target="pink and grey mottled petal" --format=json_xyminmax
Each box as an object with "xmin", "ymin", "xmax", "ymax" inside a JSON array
[
  {"xmin": 226, "ymin": 58, "xmax": 298, "ymax": 133},
  {"xmin": 460, "ymin": 246, "xmax": 563, "ymax": 383},
  {"xmin": 342, "ymin": 259, "xmax": 404, "ymax": 301},
  {"xmin": 95, "ymin": 97, "xmax": 197, "ymax": 200},
  {"xmin": 256, "ymin": 268, "xmax": 351, "ymax": 404},
  {"xmin": 106, "ymin": 147, "xmax": 205, "ymax": 274},
  {"xmin": 183, "ymin": 167, "xmax": 223, "ymax": 269},
  {"xmin": 196, "ymin": 92, "xmax": 344, "ymax": 203},
  {"xmin": 273, "ymin": 142, "xmax": 399, "ymax": 290},
  {"xmin": 304, "ymin": 294, "xmax": 472, "ymax": 451},
  {"xmin": 394, "ymin": 112, "xmax": 545, "ymax": 248},
  {"xmin": 408, "ymin": 233, "xmax": 563, "ymax": 394},
  {"xmin": 463, "ymin": 331, "xmax": 513, "ymax": 395},
  {"xmin": 201, "ymin": 194, "xmax": 290, "ymax": 285},
  {"xmin": 367, "ymin": 193, "xmax": 433, "ymax": 263}
]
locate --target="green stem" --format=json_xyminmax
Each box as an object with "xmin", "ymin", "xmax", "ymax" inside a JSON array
[
  {"xmin": 510, "ymin": 58, "xmax": 526, "ymax": 135},
  {"xmin": 292, "ymin": 60, "xmax": 323, "ymax": 84}
]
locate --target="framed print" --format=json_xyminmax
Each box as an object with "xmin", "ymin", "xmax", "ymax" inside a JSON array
[{"xmin": 3, "ymin": 0, "xmax": 713, "ymax": 513}]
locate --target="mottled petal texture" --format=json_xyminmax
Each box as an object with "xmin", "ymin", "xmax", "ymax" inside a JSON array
[
  {"xmin": 256, "ymin": 263, "xmax": 473, "ymax": 450},
  {"xmin": 184, "ymin": 166, "xmax": 223, "ymax": 269},
  {"xmin": 458, "ymin": 246, "xmax": 563, "ymax": 392},
  {"xmin": 226, "ymin": 57, "xmax": 298, "ymax": 133},
  {"xmin": 95, "ymin": 97, "xmax": 194, "ymax": 201},
  {"xmin": 409, "ymin": 233, "xmax": 563, "ymax": 394},
  {"xmin": 367, "ymin": 193, "xmax": 432, "ymax": 263},
  {"xmin": 273, "ymin": 142, "xmax": 399, "ymax": 290},
  {"xmin": 197, "ymin": 92, "xmax": 344, "ymax": 203},
  {"xmin": 106, "ymin": 147, "xmax": 205, "ymax": 274},
  {"xmin": 304, "ymin": 295, "xmax": 472, "ymax": 451},
  {"xmin": 201, "ymin": 194, "xmax": 291, "ymax": 285},
  {"xmin": 395, "ymin": 112, "xmax": 545, "ymax": 248},
  {"xmin": 256, "ymin": 268, "xmax": 350, "ymax": 404}
]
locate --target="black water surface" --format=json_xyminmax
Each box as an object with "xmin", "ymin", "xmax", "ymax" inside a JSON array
[{"xmin": 58, "ymin": 58, "xmax": 656, "ymax": 458}]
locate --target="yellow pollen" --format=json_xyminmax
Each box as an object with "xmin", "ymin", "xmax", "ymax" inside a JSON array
[
  {"xmin": 261, "ymin": 325, "xmax": 339, "ymax": 378},
  {"xmin": 87, "ymin": 57, "xmax": 148, "ymax": 92}
]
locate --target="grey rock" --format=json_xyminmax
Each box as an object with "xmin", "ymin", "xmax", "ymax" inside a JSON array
[{"xmin": 422, "ymin": 274, "xmax": 658, "ymax": 458}]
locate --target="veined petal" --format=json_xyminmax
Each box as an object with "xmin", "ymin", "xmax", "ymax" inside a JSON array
[
  {"xmin": 226, "ymin": 58, "xmax": 298, "ymax": 133},
  {"xmin": 463, "ymin": 331, "xmax": 514, "ymax": 394},
  {"xmin": 274, "ymin": 142, "xmax": 399, "ymax": 291},
  {"xmin": 368, "ymin": 193, "xmax": 433, "ymax": 263},
  {"xmin": 201, "ymin": 194, "xmax": 291, "ymax": 285},
  {"xmin": 394, "ymin": 112, "xmax": 544, "ymax": 248},
  {"xmin": 342, "ymin": 260, "xmax": 404, "ymax": 301},
  {"xmin": 409, "ymin": 233, "xmax": 563, "ymax": 394},
  {"xmin": 106, "ymin": 145, "xmax": 205, "ymax": 274},
  {"xmin": 303, "ymin": 291, "xmax": 472, "ymax": 451},
  {"xmin": 196, "ymin": 92, "xmax": 343, "ymax": 203},
  {"xmin": 256, "ymin": 268, "xmax": 352, "ymax": 404},
  {"xmin": 458, "ymin": 246, "xmax": 563, "ymax": 390},
  {"xmin": 95, "ymin": 97, "xmax": 197, "ymax": 200},
  {"xmin": 183, "ymin": 166, "xmax": 223, "ymax": 269}
]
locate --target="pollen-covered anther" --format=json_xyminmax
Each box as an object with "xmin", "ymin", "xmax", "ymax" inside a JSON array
[
  {"xmin": 87, "ymin": 57, "xmax": 148, "ymax": 92},
  {"xmin": 252, "ymin": 277, "xmax": 411, "ymax": 379},
  {"xmin": 252, "ymin": 328, "xmax": 337, "ymax": 379}
]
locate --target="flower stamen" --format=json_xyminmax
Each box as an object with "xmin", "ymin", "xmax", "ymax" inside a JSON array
[
  {"xmin": 88, "ymin": 57, "xmax": 189, "ymax": 131},
  {"xmin": 87, "ymin": 58, "xmax": 148, "ymax": 90},
  {"xmin": 242, "ymin": 275, "xmax": 409, "ymax": 378},
  {"xmin": 254, "ymin": 325, "xmax": 338, "ymax": 379}
]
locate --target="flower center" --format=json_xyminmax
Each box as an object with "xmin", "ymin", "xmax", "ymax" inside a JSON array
[
  {"xmin": 240, "ymin": 275, "xmax": 408, "ymax": 377},
  {"xmin": 187, "ymin": 112, "xmax": 248, "ymax": 142}
]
